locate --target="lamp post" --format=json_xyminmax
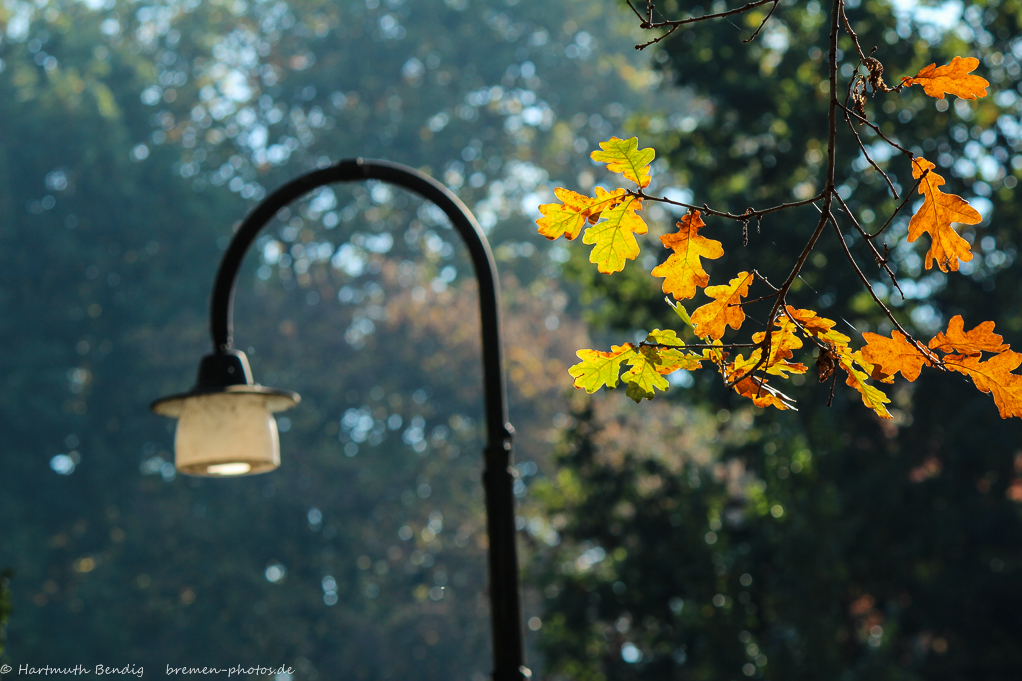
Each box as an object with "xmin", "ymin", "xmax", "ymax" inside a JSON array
[{"xmin": 151, "ymin": 158, "xmax": 528, "ymax": 681}]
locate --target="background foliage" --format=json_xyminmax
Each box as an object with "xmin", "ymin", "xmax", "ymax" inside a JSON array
[{"xmin": 0, "ymin": 0, "xmax": 679, "ymax": 676}]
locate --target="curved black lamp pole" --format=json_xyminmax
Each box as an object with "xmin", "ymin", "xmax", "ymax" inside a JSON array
[{"xmin": 210, "ymin": 159, "xmax": 526, "ymax": 680}]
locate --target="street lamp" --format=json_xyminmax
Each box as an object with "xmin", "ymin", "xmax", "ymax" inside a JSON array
[{"xmin": 151, "ymin": 158, "xmax": 528, "ymax": 681}]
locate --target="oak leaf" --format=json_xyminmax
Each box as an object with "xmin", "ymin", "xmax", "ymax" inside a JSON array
[
  {"xmin": 785, "ymin": 306, "xmax": 852, "ymax": 351},
  {"xmin": 860, "ymin": 330, "xmax": 933, "ymax": 382},
  {"xmin": 569, "ymin": 344, "xmax": 636, "ymax": 393},
  {"xmin": 727, "ymin": 354, "xmax": 797, "ymax": 410},
  {"xmin": 643, "ymin": 329, "xmax": 704, "ymax": 375},
  {"xmin": 645, "ymin": 328, "xmax": 685, "ymax": 347},
  {"xmin": 651, "ymin": 210, "xmax": 724, "ymax": 301},
  {"xmin": 942, "ymin": 350, "xmax": 1022, "ymax": 419},
  {"xmin": 536, "ymin": 187, "xmax": 625, "ymax": 241},
  {"xmin": 582, "ymin": 194, "xmax": 647, "ymax": 274},
  {"xmin": 839, "ymin": 351, "xmax": 893, "ymax": 419},
  {"xmin": 750, "ymin": 311, "xmax": 808, "ymax": 377},
  {"xmin": 622, "ymin": 347, "xmax": 671, "ymax": 402},
  {"xmin": 785, "ymin": 306, "xmax": 890, "ymax": 415},
  {"xmin": 907, "ymin": 157, "xmax": 981, "ymax": 273},
  {"xmin": 690, "ymin": 271, "xmax": 755, "ymax": 340},
  {"xmin": 902, "ymin": 56, "xmax": 989, "ymax": 100},
  {"xmin": 590, "ymin": 137, "xmax": 655, "ymax": 188},
  {"xmin": 666, "ymin": 297, "xmax": 695, "ymax": 330},
  {"xmin": 784, "ymin": 307, "xmax": 860, "ymax": 387},
  {"xmin": 928, "ymin": 314, "xmax": 1009, "ymax": 356}
]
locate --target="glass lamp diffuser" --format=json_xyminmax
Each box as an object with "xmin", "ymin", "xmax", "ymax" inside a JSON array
[{"xmin": 151, "ymin": 350, "xmax": 298, "ymax": 476}]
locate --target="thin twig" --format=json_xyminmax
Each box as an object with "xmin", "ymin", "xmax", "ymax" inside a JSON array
[
  {"xmin": 827, "ymin": 213, "xmax": 943, "ymax": 367},
  {"xmin": 832, "ymin": 192, "xmax": 906, "ymax": 298},
  {"xmin": 838, "ymin": 103, "xmax": 914, "ymax": 157},
  {"xmin": 634, "ymin": 189, "xmax": 826, "ymax": 223},
  {"xmin": 839, "ymin": 1, "xmax": 867, "ymax": 62},
  {"xmin": 633, "ymin": 0, "xmax": 779, "ymax": 49},
  {"xmin": 868, "ymin": 172, "xmax": 925, "ymax": 240},
  {"xmin": 740, "ymin": 291, "xmax": 784, "ymax": 306},
  {"xmin": 626, "ymin": 0, "xmax": 647, "ymax": 23},
  {"xmin": 752, "ymin": 269, "xmax": 781, "ymax": 291},
  {"xmin": 843, "ymin": 88, "xmax": 899, "ymax": 198},
  {"xmin": 743, "ymin": 0, "xmax": 780, "ymax": 43}
]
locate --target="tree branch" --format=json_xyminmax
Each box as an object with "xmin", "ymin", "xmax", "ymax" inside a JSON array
[{"xmin": 632, "ymin": 0, "xmax": 780, "ymax": 49}]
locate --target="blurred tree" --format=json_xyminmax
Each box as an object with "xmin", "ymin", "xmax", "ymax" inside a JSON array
[
  {"xmin": 0, "ymin": 0, "xmax": 686, "ymax": 677},
  {"xmin": 533, "ymin": 0, "xmax": 1022, "ymax": 678}
]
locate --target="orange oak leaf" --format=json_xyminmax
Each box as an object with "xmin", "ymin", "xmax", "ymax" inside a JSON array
[
  {"xmin": 651, "ymin": 210, "xmax": 724, "ymax": 301},
  {"xmin": 750, "ymin": 311, "xmax": 808, "ymax": 377},
  {"xmin": 536, "ymin": 186, "xmax": 625, "ymax": 241},
  {"xmin": 942, "ymin": 351, "xmax": 1022, "ymax": 419},
  {"xmin": 590, "ymin": 137, "xmax": 655, "ymax": 188},
  {"xmin": 860, "ymin": 330, "xmax": 933, "ymax": 382},
  {"xmin": 690, "ymin": 271, "xmax": 755, "ymax": 340},
  {"xmin": 901, "ymin": 56, "xmax": 989, "ymax": 100},
  {"xmin": 582, "ymin": 194, "xmax": 647, "ymax": 274},
  {"xmin": 907, "ymin": 157, "xmax": 981, "ymax": 273},
  {"xmin": 786, "ymin": 306, "xmax": 852, "ymax": 351},
  {"xmin": 928, "ymin": 315, "xmax": 1009, "ymax": 356}
]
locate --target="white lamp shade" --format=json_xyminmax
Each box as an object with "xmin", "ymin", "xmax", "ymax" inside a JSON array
[{"xmin": 174, "ymin": 393, "xmax": 280, "ymax": 476}]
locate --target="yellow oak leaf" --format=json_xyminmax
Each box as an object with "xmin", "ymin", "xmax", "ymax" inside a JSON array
[
  {"xmin": 942, "ymin": 350, "xmax": 1022, "ymax": 419},
  {"xmin": 928, "ymin": 315, "xmax": 1009, "ymax": 356},
  {"xmin": 702, "ymin": 340, "xmax": 726, "ymax": 367},
  {"xmin": 907, "ymin": 157, "xmax": 981, "ymax": 273},
  {"xmin": 651, "ymin": 210, "xmax": 724, "ymax": 301},
  {"xmin": 643, "ymin": 329, "xmax": 704, "ymax": 375},
  {"xmin": 582, "ymin": 194, "xmax": 647, "ymax": 274},
  {"xmin": 656, "ymin": 349, "xmax": 705, "ymax": 376},
  {"xmin": 690, "ymin": 271, "xmax": 754, "ymax": 340},
  {"xmin": 901, "ymin": 56, "xmax": 989, "ymax": 100},
  {"xmin": 741, "ymin": 349, "xmax": 808, "ymax": 379},
  {"xmin": 838, "ymin": 351, "xmax": 893, "ymax": 419},
  {"xmin": 569, "ymin": 344, "xmax": 636, "ymax": 393},
  {"xmin": 622, "ymin": 347, "xmax": 671, "ymax": 402},
  {"xmin": 590, "ymin": 137, "xmax": 655, "ymax": 188},
  {"xmin": 645, "ymin": 328, "xmax": 685, "ymax": 347},
  {"xmin": 726, "ymin": 354, "xmax": 797, "ymax": 410},
  {"xmin": 750, "ymin": 311, "xmax": 808, "ymax": 377},
  {"xmin": 860, "ymin": 330, "xmax": 933, "ymax": 382},
  {"xmin": 536, "ymin": 186, "xmax": 625, "ymax": 241}
]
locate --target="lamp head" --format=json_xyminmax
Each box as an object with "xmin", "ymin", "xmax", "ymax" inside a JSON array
[{"xmin": 151, "ymin": 350, "xmax": 299, "ymax": 477}]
